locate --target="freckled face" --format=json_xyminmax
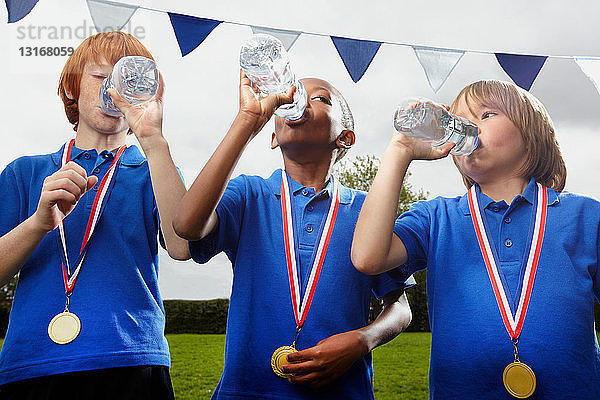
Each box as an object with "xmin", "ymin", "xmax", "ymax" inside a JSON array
[
  {"xmin": 76, "ymin": 60, "xmax": 129, "ymax": 135},
  {"xmin": 454, "ymin": 96, "xmax": 527, "ymax": 184}
]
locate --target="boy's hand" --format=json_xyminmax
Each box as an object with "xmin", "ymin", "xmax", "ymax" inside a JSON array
[
  {"xmin": 392, "ymin": 100, "xmax": 455, "ymax": 160},
  {"xmin": 281, "ymin": 330, "xmax": 369, "ymax": 388},
  {"xmin": 33, "ymin": 162, "xmax": 98, "ymax": 233},
  {"xmin": 108, "ymin": 71, "xmax": 165, "ymax": 145},
  {"xmin": 237, "ymin": 69, "xmax": 295, "ymax": 137},
  {"xmin": 391, "ymin": 129, "xmax": 455, "ymax": 161}
]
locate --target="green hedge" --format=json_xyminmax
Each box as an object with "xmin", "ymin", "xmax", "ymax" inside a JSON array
[
  {"xmin": 163, "ymin": 299, "xmax": 229, "ymax": 334},
  {"xmin": 1, "ymin": 297, "xmax": 599, "ymax": 338}
]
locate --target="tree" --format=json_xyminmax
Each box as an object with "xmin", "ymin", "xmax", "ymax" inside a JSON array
[
  {"xmin": 0, "ymin": 275, "xmax": 18, "ymax": 337},
  {"xmin": 334, "ymin": 154, "xmax": 430, "ymax": 332}
]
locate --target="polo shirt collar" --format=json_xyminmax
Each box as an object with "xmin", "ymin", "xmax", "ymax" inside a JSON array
[
  {"xmin": 51, "ymin": 142, "xmax": 146, "ymax": 167},
  {"xmin": 459, "ymin": 177, "xmax": 559, "ymax": 215},
  {"xmin": 267, "ymin": 169, "xmax": 352, "ymax": 204}
]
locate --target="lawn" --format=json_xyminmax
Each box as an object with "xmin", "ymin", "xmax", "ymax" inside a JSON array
[
  {"xmin": 0, "ymin": 333, "xmax": 431, "ymax": 398},
  {"xmin": 167, "ymin": 332, "xmax": 431, "ymax": 399}
]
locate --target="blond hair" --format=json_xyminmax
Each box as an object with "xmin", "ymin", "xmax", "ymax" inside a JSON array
[{"xmin": 450, "ymin": 80, "xmax": 566, "ymax": 192}]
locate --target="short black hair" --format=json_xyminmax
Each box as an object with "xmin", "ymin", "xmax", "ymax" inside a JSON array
[{"xmin": 330, "ymin": 86, "xmax": 354, "ymax": 163}]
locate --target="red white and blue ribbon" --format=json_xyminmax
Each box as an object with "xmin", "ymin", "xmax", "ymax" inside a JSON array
[
  {"xmin": 58, "ymin": 139, "xmax": 126, "ymax": 293},
  {"xmin": 281, "ymin": 171, "xmax": 340, "ymax": 328},
  {"xmin": 468, "ymin": 182, "xmax": 547, "ymax": 339}
]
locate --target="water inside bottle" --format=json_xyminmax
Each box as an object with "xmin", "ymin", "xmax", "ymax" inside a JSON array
[
  {"xmin": 240, "ymin": 34, "xmax": 307, "ymax": 120},
  {"xmin": 394, "ymin": 102, "xmax": 478, "ymax": 156},
  {"xmin": 114, "ymin": 57, "xmax": 158, "ymax": 104},
  {"xmin": 99, "ymin": 56, "xmax": 158, "ymax": 117}
]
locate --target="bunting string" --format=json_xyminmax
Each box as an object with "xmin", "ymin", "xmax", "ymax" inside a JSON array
[{"xmin": 5, "ymin": 0, "xmax": 600, "ymax": 92}]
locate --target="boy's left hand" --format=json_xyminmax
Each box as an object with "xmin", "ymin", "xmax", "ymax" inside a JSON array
[
  {"xmin": 108, "ymin": 71, "xmax": 165, "ymax": 143},
  {"xmin": 281, "ymin": 330, "xmax": 369, "ymax": 388}
]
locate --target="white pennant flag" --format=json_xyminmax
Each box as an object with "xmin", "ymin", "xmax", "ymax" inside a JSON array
[
  {"xmin": 251, "ymin": 26, "xmax": 301, "ymax": 51},
  {"xmin": 575, "ymin": 57, "xmax": 600, "ymax": 95},
  {"xmin": 87, "ymin": 0, "xmax": 138, "ymax": 33},
  {"xmin": 413, "ymin": 46, "xmax": 464, "ymax": 93}
]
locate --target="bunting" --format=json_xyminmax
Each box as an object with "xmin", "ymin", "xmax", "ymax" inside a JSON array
[
  {"xmin": 495, "ymin": 53, "xmax": 547, "ymax": 91},
  {"xmin": 6, "ymin": 0, "xmax": 600, "ymax": 95},
  {"xmin": 5, "ymin": 0, "xmax": 39, "ymax": 23},
  {"xmin": 413, "ymin": 46, "xmax": 464, "ymax": 93},
  {"xmin": 331, "ymin": 36, "xmax": 382, "ymax": 83},
  {"xmin": 168, "ymin": 13, "xmax": 222, "ymax": 57},
  {"xmin": 87, "ymin": 0, "xmax": 138, "ymax": 33},
  {"xmin": 575, "ymin": 58, "xmax": 600, "ymax": 95},
  {"xmin": 251, "ymin": 26, "xmax": 301, "ymax": 52}
]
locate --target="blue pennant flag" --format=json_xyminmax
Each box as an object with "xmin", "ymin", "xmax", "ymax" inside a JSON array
[
  {"xmin": 168, "ymin": 12, "xmax": 222, "ymax": 57},
  {"xmin": 495, "ymin": 53, "xmax": 547, "ymax": 91},
  {"xmin": 5, "ymin": 0, "xmax": 39, "ymax": 23},
  {"xmin": 331, "ymin": 36, "xmax": 382, "ymax": 83}
]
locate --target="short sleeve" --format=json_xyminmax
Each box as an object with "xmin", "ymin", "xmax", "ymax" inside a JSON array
[
  {"xmin": 189, "ymin": 175, "xmax": 247, "ymax": 264},
  {"xmin": 0, "ymin": 165, "xmax": 24, "ymax": 238},
  {"xmin": 371, "ymin": 272, "xmax": 417, "ymax": 299},
  {"xmin": 391, "ymin": 200, "xmax": 431, "ymax": 282}
]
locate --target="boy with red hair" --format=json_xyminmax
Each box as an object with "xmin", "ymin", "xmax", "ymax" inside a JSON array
[{"xmin": 0, "ymin": 32, "xmax": 188, "ymax": 399}]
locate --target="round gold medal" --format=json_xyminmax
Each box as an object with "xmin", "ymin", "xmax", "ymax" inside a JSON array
[
  {"xmin": 503, "ymin": 361, "xmax": 536, "ymax": 398},
  {"xmin": 48, "ymin": 312, "xmax": 81, "ymax": 345},
  {"xmin": 271, "ymin": 345, "xmax": 297, "ymax": 378}
]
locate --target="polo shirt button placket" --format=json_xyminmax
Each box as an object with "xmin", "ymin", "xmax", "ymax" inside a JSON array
[
  {"xmin": 305, "ymin": 225, "xmax": 313, "ymax": 233},
  {"xmin": 504, "ymin": 238, "xmax": 513, "ymax": 248}
]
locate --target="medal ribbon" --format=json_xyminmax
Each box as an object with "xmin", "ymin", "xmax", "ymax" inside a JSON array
[
  {"xmin": 281, "ymin": 171, "xmax": 340, "ymax": 328},
  {"xmin": 468, "ymin": 182, "xmax": 547, "ymax": 339},
  {"xmin": 58, "ymin": 139, "xmax": 126, "ymax": 293}
]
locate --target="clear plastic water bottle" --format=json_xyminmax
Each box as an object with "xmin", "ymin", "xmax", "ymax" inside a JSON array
[
  {"xmin": 240, "ymin": 34, "xmax": 307, "ymax": 120},
  {"xmin": 99, "ymin": 56, "xmax": 159, "ymax": 117},
  {"xmin": 394, "ymin": 99, "xmax": 479, "ymax": 156}
]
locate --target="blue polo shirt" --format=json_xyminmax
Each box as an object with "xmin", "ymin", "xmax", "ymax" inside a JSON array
[
  {"xmin": 393, "ymin": 178, "xmax": 600, "ymax": 399},
  {"xmin": 190, "ymin": 169, "xmax": 414, "ymax": 400},
  {"xmin": 0, "ymin": 143, "xmax": 170, "ymax": 385}
]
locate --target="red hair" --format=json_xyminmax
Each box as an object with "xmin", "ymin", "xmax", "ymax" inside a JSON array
[{"xmin": 58, "ymin": 31, "xmax": 154, "ymax": 131}]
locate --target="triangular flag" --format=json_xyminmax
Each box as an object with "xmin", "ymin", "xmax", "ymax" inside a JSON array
[
  {"xmin": 331, "ymin": 36, "xmax": 382, "ymax": 83},
  {"xmin": 413, "ymin": 46, "xmax": 464, "ymax": 93},
  {"xmin": 575, "ymin": 57, "xmax": 600, "ymax": 95},
  {"xmin": 5, "ymin": 0, "xmax": 39, "ymax": 23},
  {"xmin": 495, "ymin": 53, "xmax": 547, "ymax": 91},
  {"xmin": 251, "ymin": 26, "xmax": 301, "ymax": 52},
  {"xmin": 86, "ymin": 0, "xmax": 138, "ymax": 33},
  {"xmin": 168, "ymin": 12, "xmax": 222, "ymax": 57}
]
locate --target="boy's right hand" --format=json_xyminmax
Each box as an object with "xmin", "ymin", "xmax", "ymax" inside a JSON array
[
  {"xmin": 237, "ymin": 69, "xmax": 295, "ymax": 137},
  {"xmin": 32, "ymin": 162, "xmax": 98, "ymax": 233},
  {"xmin": 391, "ymin": 129, "xmax": 455, "ymax": 161}
]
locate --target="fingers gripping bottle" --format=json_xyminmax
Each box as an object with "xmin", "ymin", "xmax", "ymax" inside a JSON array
[
  {"xmin": 99, "ymin": 56, "xmax": 159, "ymax": 117},
  {"xmin": 394, "ymin": 99, "xmax": 479, "ymax": 156},
  {"xmin": 239, "ymin": 34, "xmax": 307, "ymax": 120}
]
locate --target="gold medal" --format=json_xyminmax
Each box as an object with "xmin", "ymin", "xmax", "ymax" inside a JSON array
[
  {"xmin": 48, "ymin": 311, "xmax": 81, "ymax": 344},
  {"xmin": 503, "ymin": 361, "xmax": 536, "ymax": 398},
  {"xmin": 271, "ymin": 345, "xmax": 297, "ymax": 378}
]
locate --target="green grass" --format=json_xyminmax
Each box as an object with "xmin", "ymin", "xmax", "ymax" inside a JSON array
[
  {"xmin": 372, "ymin": 333, "xmax": 430, "ymax": 399},
  {"xmin": 0, "ymin": 333, "xmax": 431, "ymax": 399},
  {"xmin": 167, "ymin": 333, "xmax": 431, "ymax": 399}
]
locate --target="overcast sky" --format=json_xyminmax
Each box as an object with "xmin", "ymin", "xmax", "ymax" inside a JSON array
[{"xmin": 2, "ymin": 0, "xmax": 600, "ymax": 300}]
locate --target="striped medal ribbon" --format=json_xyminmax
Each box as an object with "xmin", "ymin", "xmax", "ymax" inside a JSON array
[
  {"xmin": 49, "ymin": 139, "xmax": 126, "ymax": 345},
  {"xmin": 271, "ymin": 171, "xmax": 340, "ymax": 378},
  {"xmin": 468, "ymin": 182, "xmax": 548, "ymax": 398}
]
